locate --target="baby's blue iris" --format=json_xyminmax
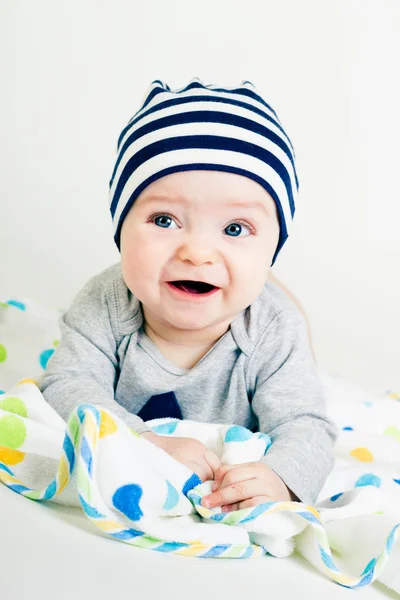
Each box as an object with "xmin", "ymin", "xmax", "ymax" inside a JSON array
[
  {"xmin": 224, "ymin": 223, "xmax": 245, "ymax": 237},
  {"xmin": 154, "ymin": 215, "xmax": 173, "ymax": 228}
]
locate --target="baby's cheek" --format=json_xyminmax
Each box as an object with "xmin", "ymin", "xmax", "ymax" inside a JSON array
[
  {"xmin": 121, "ymin": 252, "xmax": 149, "ymax": 297},
  {"xmin": 240, "ymin": 259, "xmax": 267, "ymax": 293}
]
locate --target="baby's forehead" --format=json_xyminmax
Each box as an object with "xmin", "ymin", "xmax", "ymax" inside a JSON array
[{"xmin": 137, "ymin": 170, "xmax": 275, "ymax": 213}]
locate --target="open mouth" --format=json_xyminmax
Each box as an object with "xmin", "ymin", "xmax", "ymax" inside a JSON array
[{"xmin": 168, "ymin": 280, "xmax": 219, "ymax": 295}]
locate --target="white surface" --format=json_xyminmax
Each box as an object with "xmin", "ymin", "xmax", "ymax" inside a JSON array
[
  {"xmin": 1, "ymin": 2, "xmax": 399, "ymax": 390},
  {"xmin": 0, "ymin": 484, "xmax": 396, "ymax": 600}
]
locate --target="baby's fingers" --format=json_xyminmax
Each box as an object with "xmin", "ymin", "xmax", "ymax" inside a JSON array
[
  {"xmin": 202, "ymin": 479, "xmax": 262, "ymax": 509},
  {"xmin": 215, "ymin": 464, "xmax": 257, "ymax": 491},
  {"xmin": 221, "ymin": 496, "xmax": 271, "ymax": 513},
  {"xmin": 211, "ymin": 464, "xmax": 235, "ymax": 491}
]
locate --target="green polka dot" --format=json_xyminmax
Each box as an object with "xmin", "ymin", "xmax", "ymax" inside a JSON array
[
  {"xmin": 0, "ymin": 344, "xmax": 7, "ymax": 363},
  {"xmin": 0, "ymin": 396, "xmax": 28, "ymax": 418},
  {"xmin": 0, "ymin": 415, "xmax": 27, "ymax": 449},
  {"xmin": 0, "ymin": 302, "xmax": 8, "ymax": 309},
  {"xmin": 53, "ymin": 340, "xmax": 60, "ymax": 347},
  {"xmin": 384, "ymin": 426, "xmax": 400, "ymax": 443}
]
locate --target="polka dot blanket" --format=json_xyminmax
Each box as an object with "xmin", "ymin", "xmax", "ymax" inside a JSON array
[{"xmin": 1, "ymin": 297, "xmax": 400, "ymax": 592}]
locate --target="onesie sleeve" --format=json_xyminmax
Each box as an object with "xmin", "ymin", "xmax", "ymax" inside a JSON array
[
  {"xmin": 40, "ymin": 271, "xmax": 151, "ymax": 435},
  {"xmin": 249, "ymin": 309, "xmax": 337, "ymax": 505}
]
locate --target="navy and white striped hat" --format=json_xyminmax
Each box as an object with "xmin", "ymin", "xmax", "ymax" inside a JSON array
[{"xmin": 109, "ymin": 78, "xmax": 299, "ymax": 263}]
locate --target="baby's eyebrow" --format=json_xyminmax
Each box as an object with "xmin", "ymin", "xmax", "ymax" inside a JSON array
[
  {"xmin": 224, "ymin": 201, "xmax": 269, "ymax": 215},
  {"xmin": 139, "ymin": 195, "xmax": 269, "ymax": 215},
  {"xmin": 140, "ymin": 195, "xmax": 184, "ymax": 205}
]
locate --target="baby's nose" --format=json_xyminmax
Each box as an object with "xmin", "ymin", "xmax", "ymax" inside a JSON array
[{"xmin": 177, "ymin": 235, "xmax": 220, "ymax": 266}]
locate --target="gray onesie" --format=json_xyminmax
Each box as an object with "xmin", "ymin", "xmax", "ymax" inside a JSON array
[{"xmin": 41, "ymin": 263, "xmax": 337, "ymax": 504}]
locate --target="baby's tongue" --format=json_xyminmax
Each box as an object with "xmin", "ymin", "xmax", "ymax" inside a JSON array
[
  {"xmin": 173, "ymin": 281, "xmax": 213, "ymax": 294},
  {"xmin": 178, "ymin": 282, "xmax": 197, "ymax": 293}
]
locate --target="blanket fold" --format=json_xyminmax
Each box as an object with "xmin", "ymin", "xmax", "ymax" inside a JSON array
[{"xmin": 1, "ymin": 379, "xmax": 400, "ymax": 592}]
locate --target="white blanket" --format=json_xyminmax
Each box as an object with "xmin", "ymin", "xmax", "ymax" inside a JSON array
[{"xmin": 1, "ymin": 298, "xmax": 400, "ymax": 593}]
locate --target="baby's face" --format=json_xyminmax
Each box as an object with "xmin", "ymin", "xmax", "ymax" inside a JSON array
[{"xmin": 120, "ymin": 170, "xmax": 279, "ymax": 334}]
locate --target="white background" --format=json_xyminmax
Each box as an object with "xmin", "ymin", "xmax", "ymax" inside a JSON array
[{"xmin": 0, "ymin": 0, "xmax": 399, "ymax": 393}]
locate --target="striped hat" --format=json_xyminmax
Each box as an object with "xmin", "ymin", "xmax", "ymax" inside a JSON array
[{"xmin": 109, "ymin": 78, "xmax": 298, "ymax": 263}]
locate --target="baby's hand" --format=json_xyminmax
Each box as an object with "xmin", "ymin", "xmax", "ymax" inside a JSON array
[
  {"xmin": 201, "ymin": 462, "xmax": 296, "ymax": 512},
  {"xmin": 141, "ymin": 432, "xmax": 221, "ymax": 483}
]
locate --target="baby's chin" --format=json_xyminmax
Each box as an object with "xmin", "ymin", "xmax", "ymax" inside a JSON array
[
  {"xmin": 155, "ymin": 308, "xmax": 234, "ymax": 336},
  {"xmin": 162, "ymin": 316, "xmax": 224, "ymax": 333}
]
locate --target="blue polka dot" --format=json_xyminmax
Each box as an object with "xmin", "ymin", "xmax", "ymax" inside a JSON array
[
  {"xmin": 330, "ymin": 493, "xmax": 343, "ymax": 502},
  {"xmin": 152, "ymin": 421, "xmax": 178, "ymax": 435},
  {"xmin": 6, "ymin": 300, "xmax": 26, "ymax": 311},
  {"xmin": 39, "ymin": 348, "xmax": 55, "ymax": 370},
  {"xmin": 362, "ymin": 401, "xmax": 374, "ymax": 408},
  {"xmin": 342, "ymin": 426, "xmax": 353, "ymax": 431},
  {"xmin": 163, "ymin": 480, "xmax": 179, "ymax": 510},
  {"xmin": 225, "ymin": 425, "xmax": 253, "ymax": 442},
  {"xmin": 0, "ymin": 390, "xmax": 4, "ymax": 395},
  {"xmin": 393, "ymin": 479, "xmax": 400, "ymax": 485},
  {"xmin": 112, "ymin": 484, "xmax": 144, "ymax": 522},
  {"xmin": 355, "ymin": 474, "xmax": 382, "ymax": 488},
  {"xmin": 182, "ymin": 473, "xmax": 201, "ymax": 496}
]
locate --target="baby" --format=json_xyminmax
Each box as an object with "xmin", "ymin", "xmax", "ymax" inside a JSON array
[{"xmin": 41, "ymin": 78, "xmax": 337, "ymax": 512}]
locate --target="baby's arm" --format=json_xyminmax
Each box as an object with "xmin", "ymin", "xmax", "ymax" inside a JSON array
[
  {"xmin": 269, "ymin": 272, "xmax": 315, "ymax": 359},
  {"xmin": 41, "ymin": 273, "xmax": 151, "ymax": 434},
  {"xmin": 250, "ymin": 308, "xmax": 337, "ymax": 505},
  {"xmin": 203, "ymin": 307, "xmax": 336, "ymax": 510}
]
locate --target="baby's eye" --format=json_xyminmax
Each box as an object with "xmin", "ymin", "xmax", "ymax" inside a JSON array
[
  {"xmin": 223, "ymin": 222, "xmax": 251, "ymax": 237},
  {"xmin": 152, "ymin": 214, "xmax": 179, "ymax": 229}
]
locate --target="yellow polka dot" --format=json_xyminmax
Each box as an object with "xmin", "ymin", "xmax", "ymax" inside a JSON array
[
  {"xmin": 350, "ymin": 447, "xmax": 374, "ymax": 462},
  {"xmin": 17, "ymin": 378, "xmax": 38, "ymax": 386},
  {"xmin": 0, "ymin": 446, "xmax": 25, "ymax": 465},
  {"xmin": 99, "ymin": 410, "xmax": 118, "ymax": 438},
  {"xmin": 388, "ymin": 392, "xmax": 400, "ymax": 400}
]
